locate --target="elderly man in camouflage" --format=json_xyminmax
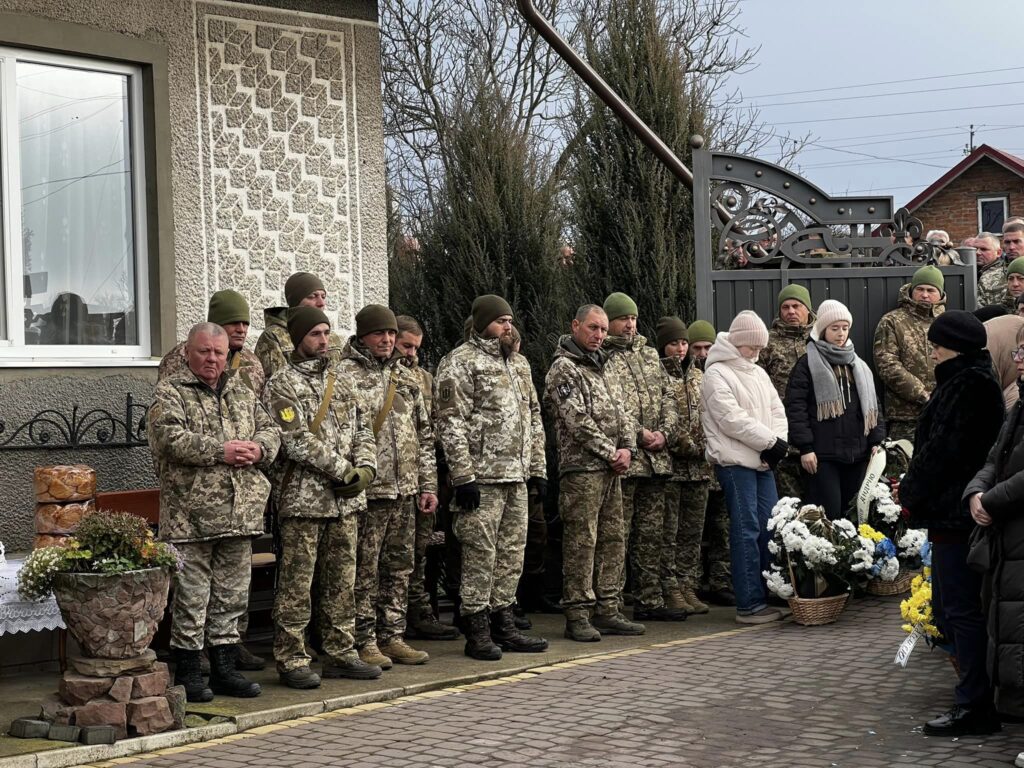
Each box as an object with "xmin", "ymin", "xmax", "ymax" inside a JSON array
[
  {"xmin": 656, "ymin": 317, "xmax": 712, "ymax": 616},
  {"xmin": 435, "ymin": 295, "xmax": 549, "ymax": 660},
  {"xmin": 338, "ymin": 305, "xmax": 437, "ymax": 669},
  {"xmin": 254, "ymin": 271, "xmax": 345, "ymax": 380},
  {"xmin": 975, "ymin": 233, "xmax": 1010, "ymax": 308},
  {"xmin": 394, "ymin": 316, "xmax": 462, "ymax": 641},
  {"xmin": 601, "ymin": 293, "xmax": 684, "ymax": 622},
  {"xmin": 264, "ymin": 307, "xmax": 381, "ymax": 688},
  {"xmin": 759, "ymin": 284, "xmax": 814, "ymax": 500},
  {"xmin": 873, "ymin": 265, "xmax": 946, "ymax": 443},
  {"xmin": 544, "ymin": 305, "xmax": 643, "ymax": 642},
  {"xmin": 148, "ymin": 323, "xmax": 280, "ymax": 703}
]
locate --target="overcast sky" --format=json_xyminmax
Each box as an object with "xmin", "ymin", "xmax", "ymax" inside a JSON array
[{"xmin": 725, "ymin": 0, "xmax": 1020, "ymax": 207}]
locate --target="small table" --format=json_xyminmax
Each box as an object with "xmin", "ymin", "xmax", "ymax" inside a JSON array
[{"xmin": 0, "ymin": 556, "xmax": 67, "ymax": 668}]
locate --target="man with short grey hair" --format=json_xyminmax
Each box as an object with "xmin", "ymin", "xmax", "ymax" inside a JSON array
[{"xmin": 975, "ymin": 233, "xmax": 1010, "ymax": 308}]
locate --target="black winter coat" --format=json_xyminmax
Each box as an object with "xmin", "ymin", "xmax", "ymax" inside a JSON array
[
  {"xmin": 900, "ymin": 350, "xmax": 1004, "ymax": 532},
  {"xmin": 964, "ymin": 385, "xmax": 1024, "ymax": 716},
  {"xmin": 783, "ymin": 354, "xmax": 885, "ymax": 463}
]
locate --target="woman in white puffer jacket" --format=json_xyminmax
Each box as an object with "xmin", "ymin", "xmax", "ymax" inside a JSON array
[{"xmin": 701, "ymin": 310, "xmax": 789, "ymax": 624}]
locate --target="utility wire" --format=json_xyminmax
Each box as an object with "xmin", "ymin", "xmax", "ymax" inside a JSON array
[
  {"xmin": 751, "ymin": 79, "xmax": 1024, "ymax": 109},
  {"xmin": 742, "ymin": 66, "xmax": 1024, "ymax": 100},
  {"xmin": 773, "ymin": 102, "xmax": 1024, "ymax": 126}
]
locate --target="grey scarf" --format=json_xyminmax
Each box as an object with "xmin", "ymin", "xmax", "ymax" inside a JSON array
[{"xmin": 805, "ymin": 335, "xmax": 878, "ymax": 435}]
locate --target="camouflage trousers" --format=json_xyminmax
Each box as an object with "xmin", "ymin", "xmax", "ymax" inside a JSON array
[
  {"xmin": 773, "ymin": 454, "xmax": 805, "ymax": 501},
  {"xmin": 559, "ymin": 470, "xmax": 624, "ymax": 621},
  {"xmin": 887, "ymin": 420, "xmax": 917, "ymax": 445},
  {"xmin": 453, "ymin": 482, "xmax": 527, "ymax": 616},
  {"xmin": 661, "ymin": 481, "xmax": 710, "ymax": 592},
  {"xmin": 622, "ymin": 478, "xmax": 667, "ymax": 609},
  {"xmin": 355, "ymin": 497, "xmax": 415, "ymax": 647},
  {"xmin": 406, "ymin": 496, "xmax": 433, "ymax": 616},
  {"xmin": 273, "ymin": 515, "xmax": 357, "ymax": 672},
  {"xmin": 170, "ymin": 537, "xmax": 251, "ymax": 650},
  {"xmin": 704, "ymin": 489, "xmax": 731, "ymax": 591}
]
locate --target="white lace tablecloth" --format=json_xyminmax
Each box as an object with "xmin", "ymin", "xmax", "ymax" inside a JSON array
[{"xmin": 0, "ymin": 557, "xmax": 65, "ymax": 635}]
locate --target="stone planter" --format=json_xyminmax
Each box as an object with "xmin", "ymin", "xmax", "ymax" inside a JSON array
[{"xmin": 52, "ymin": 568, "xmax": 170, "ymax": 659}]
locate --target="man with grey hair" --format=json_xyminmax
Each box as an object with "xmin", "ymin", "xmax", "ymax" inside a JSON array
[
  {"xmin": 975, "ymin": 233, "xmax": 1010, "ymax": 308},
  {"xmin": 148, "ymin": 323, "xmax": 280, "ymax": 702}
]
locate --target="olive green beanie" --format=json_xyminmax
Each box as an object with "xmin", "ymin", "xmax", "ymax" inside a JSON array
[
  {"xmin": 1009, "ymin": 257, "xmax": 1024, "ymax": 278},
  {"xmin": 655, "ymin": 316, "xmax": 688, "ymax": 354},
  {"xmin": 355, "ymin": 304, "xmax": 398, "ymax": 337},
  {"xmin": 207, "ymin": 290, "xmax": 250, "ymax": 326},
  {"xmin": 288, "ymin": 306, "xmax": 330, "ymax": 347},
  {"xmin": 687, "ymin": 320, "xmax": 716, "ymax": 345},
  {"xmin": 603, "ymin": 292, "xmax": 639, "ymax": 321},
  {"xmin": 471, "ymin": 295, "xmax": 513, "ymax": 333},
  {"xmin": 777, "ymin": 284, "xmax": 812, "ymax": 312},
  {"xmin": 284, "ymin": 272, "xmax": 326, "ymax": 308},
  {"xmin": 911, "ymin": 265, "xmax": 944, "ymax": 292}
]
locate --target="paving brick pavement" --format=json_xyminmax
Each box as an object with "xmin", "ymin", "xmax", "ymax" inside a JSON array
[{"xmin": 88, "ymin": 598, "xmax": 1022, "ymax": 768}]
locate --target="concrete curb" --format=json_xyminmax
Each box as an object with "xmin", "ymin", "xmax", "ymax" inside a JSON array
[{"xmin": 0, "ymin": 623, "xmax": 773, "ymax": 768}]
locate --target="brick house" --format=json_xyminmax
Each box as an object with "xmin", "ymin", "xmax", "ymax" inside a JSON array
[{"xmin": 907, "ymin": 144, "xmax": 1024, "ymax": 243}]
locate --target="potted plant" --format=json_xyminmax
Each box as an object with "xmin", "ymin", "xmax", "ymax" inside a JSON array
[{"xmin": 17, "ymin": 509, "xmax": 181, "ymax": 659}]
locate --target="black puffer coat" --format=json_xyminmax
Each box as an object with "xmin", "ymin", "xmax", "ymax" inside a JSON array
[
  {"xmin": 783, "ymin": 354, "xmax": 885, "ymax": 463},
  {"xmin": 900, "ymin": 350, "xmax": 1004, "ymax": 532},
  {"xmin": 964, "ymin": 382, "xmax": 1024, "ymax": 716}
]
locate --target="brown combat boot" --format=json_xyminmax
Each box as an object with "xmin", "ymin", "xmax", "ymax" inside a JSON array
[
  {"xmin": 358, "ymin": 641, "xmax": 393, "ymax": 670},
  {"xmin": 378, "ymin": 637, "xmax": 429, "ymax": 665},
  {"xmin": 664, "ymin": 586, "xmax": 693, "ymax": 613},
  {"xmin": 681, "ymin": 586, "xmax": 710, "ymax": 614}
]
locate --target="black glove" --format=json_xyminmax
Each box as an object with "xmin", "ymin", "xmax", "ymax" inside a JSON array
[
  {"xmin": 454, "ymin": 481, "xmax": 481, "ymax": 510},
  {"xmin": 528, "ymin": 477, "xmax": 547, "ymax": 498},
  {"xmin": 760, "ymin": 438, "xmax": 789, "ymax": 469}
]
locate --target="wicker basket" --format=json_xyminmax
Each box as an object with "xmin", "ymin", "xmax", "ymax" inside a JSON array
[
  {"xmin": 787, "ymin": 593, "xmax": 849, "ymax": 626},
  {"xmin": 865, "ymin": 568, "xmax": 915, "ymax": 596}
]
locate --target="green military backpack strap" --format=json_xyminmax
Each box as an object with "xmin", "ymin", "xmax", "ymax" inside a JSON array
[
  {"xmin": 372, "ymin": 367, "xmax": 400, "ymax": 437},
  {"xmin": 280, "ymin": 371, "xmax": 336, "ymax": 491}
]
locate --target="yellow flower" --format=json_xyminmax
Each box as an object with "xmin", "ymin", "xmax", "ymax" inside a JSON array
[{"xmin": 858, "ymin": 523, "xmax": 885, "ymax": 543}]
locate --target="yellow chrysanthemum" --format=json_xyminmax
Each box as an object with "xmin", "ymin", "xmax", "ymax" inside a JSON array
[{"xmin": 858, "ymin": 523, "xmax": 885, "ymax": 542}]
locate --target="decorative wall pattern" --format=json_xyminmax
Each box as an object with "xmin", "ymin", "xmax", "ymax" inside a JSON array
[{"xmin": 195, "ymin": 3, "xmax": 368, "ymax": 332}]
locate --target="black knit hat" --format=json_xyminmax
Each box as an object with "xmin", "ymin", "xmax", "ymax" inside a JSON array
[
  {"xmin": 471, "ymin": 295, "xmax": 513, "ymax": 333},
  {"xmin": 288, "ymin": 306, "xmax": 330, "ymax": 348},
  {"xmin": 285, "ymin": 272, "xmax": 326, "ymax": 308},
  {"xmin": 355, "ymin": 304, "xmax": 398, "ymax": 337},
  {"xmin": 655, "ymin": 316, "xmax": 688, "ymax": 354},
  {"xmin": 927, "ymin": 310, "xmax": 987, "ymax": 354}
]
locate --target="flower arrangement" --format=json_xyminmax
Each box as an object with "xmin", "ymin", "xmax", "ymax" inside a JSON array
[
  {"xmin": 763, "ymin": 497, "xmax": 866, "ymax": 599},
  {"xmin": 900, "ymin": 541, "xmax": 942, "ymax": 639},
  {"xmin": 17, "ymin": 509, "xmax": 181, "ymax": 601},
  {"xmin": 859, "ymin": 481, "xmax": 927, "ymax": 570},
  {"xmin": 857, "ymin": 523, "xmax": 900, "ymax": 583}
]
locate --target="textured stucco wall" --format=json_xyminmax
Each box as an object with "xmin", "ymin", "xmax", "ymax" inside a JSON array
[{"xmin": 0, "ymin": 0, "xmax": 384, "ymax": 551}]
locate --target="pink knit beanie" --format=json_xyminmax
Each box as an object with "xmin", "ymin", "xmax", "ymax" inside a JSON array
[
  {"xmin": 814, "ymin": 299, "xmax": 853, "ymax": 337},
  {"xmin": 727, "ymin": 310, "xmax": 769, "ymax": 348}
]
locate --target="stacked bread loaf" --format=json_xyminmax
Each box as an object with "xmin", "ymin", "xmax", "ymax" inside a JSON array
[{"xmin": 33, "ymin": 465, "xmax": 96, "ymax": 548}]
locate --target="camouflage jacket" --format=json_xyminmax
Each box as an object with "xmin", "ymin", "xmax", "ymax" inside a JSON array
[
  {"xmin": 435, "ymin": 335, "xmax": 546, "ymax": 486},
  {"xmin": 759, "ymin": 318, "xmax": 812, "ymax": 399},
  {"xmin": 263, "ymin": 355, "xmax": 377, "ymax": 519},
  {"xmin": 873, "ymin": 283, "xmax": 945, "ymax": 423},
  {"xmin": 158, "ymin": 343, "xmax": 265, "ymax": 395},
  {"xmin": 978, "ymin": 259, "xmax": 1011, "ymax": 309},
  {"xmin": 544, "ymin": 336, "xmax": 636, "ymax": 476},
  {"xmin": 253, "ymin": 307, "xmax": 344, "ymax": 381},
  {"xmin": 410, "ymin": 363, "xmax": 434, "ymax": 419},
  {"xmin": 337, "ymin": 340, "xmax": 437, "ymax": 500},
  {"xmin": 602, "ymin": 334, "xmax": 677, "ymax": 478},
  {"xmin": 662, "ymin": 357, "xmax": 710, "ymax": 483},
  {"xmin": 147, "ymin": 370, "xmax": 281, "ymax": 544}
]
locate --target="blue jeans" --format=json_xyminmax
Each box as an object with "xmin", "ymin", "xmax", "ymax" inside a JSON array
[{"xmin": 716, "ymin": 465, "xmax": 778, "ymax": 615}]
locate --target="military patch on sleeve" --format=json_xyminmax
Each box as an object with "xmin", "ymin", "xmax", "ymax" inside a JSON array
[
  {"xmin": 557, "ymin": 382, "xmax": 572, "ymax": 401},
  {"xmin": 439, "ymin": 382, "xmax": 454, "ymax": 405},
  {"xmin": 278, "ymin": 406, "xmax": 296, "ymax": 423}
]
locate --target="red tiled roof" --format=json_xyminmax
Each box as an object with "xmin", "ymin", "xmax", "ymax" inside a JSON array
[{"xmin": 905, "ymin": 144, "xmax": 1024, "ymax": 212}]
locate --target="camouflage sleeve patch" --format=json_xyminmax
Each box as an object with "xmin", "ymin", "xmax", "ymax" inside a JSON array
[
  {"xmin": 272, "ymin": 399, "xmax": 301, "ymax": 430},
  {"xmin": 557, "ymin": 382, "xmax": 572, "ymax": 401},
  {"xmin": 437, "ymin": 379, "xmax": 456, "ymax": 408}
]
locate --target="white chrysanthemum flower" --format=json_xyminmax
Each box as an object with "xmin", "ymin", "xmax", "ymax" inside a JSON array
[
  {"xmin": 780, "ymin": 520, "xmax": 810, "ymax": 552},
  {"xmin": 763, "ymin": 567, "xmax": 794, "ymax": 599},
  {"xmin": 832, "ymin": 518, "xmax": 856, "ymax": 538},
  {"xmin": 768, "ymin": 539, "xmax": 780, "ymax": 556},
  {"xmin": 801, "ymin": 534, "xmax": 838, "ymax": 566},
  {"xmin": 897, "ymin": 529, "xmax": 927, "ymax": 558},
  {"xmin": 880, "ymin": 556, "xmax": 900, "ymax": 582}
]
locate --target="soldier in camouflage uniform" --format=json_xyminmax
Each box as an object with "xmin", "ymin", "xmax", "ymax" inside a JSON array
[
  {"xmin": 873, "ymin": 266, "xmax": 946, "ymax": 443},
  {"xmin": 544, "ymin": 305, "xmax": 644, "ymax": 642},
  {"xmin": 687, "ymin": 321, "xmax": 733, "ymax": 605},
  {"xmin": 264, "ymin": 307, "xmax": 382, "ymax": 688},
  {"xmin": 157, "ymin": 289, "xmax": 266, "ymax": 671},
  {"xmin": 395, "ymin": 316, "xmax": 462, "ymax": 641},
  {"xmin": 975, "ymin": 234, "xmax": 1010, "ymax": 308},
  {"xmin": 148, "ymin": 323, "xmax": 281, "ymax": 702},
  {"xmin": 656, "ymin": 317, "xmax": 711, "ymax": 616},
  {"xmin": 338, "ymin": 305, "xmax": 437, "ymax": 669},
  {"xmin": 435, "ymin": 295, "xmax": 548, "ymax": 660},
  {"xmin": 600, "ymin": 293, "xmax": 683, "ymax": 622},
  {"xmin": 254, "ymin": 272, "xmax": 345, "ymax": 380},
  {"xmin": 758, "ymin": 284, "xmax": 814, "ymax": 501}
]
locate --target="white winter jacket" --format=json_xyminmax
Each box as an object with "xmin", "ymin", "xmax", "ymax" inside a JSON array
[{"xmin": 701, "ymin": 333, "xmax": 788, "ymax": 470}]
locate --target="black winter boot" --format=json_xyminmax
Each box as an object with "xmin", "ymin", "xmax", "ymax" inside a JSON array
[
  {"xmin": 208, "ymin": 644, "xmax": 261, "ymax": 698},
  {"xmin": 490, "ymin": 606, "xmax": 548, "ymax": 653},
  {"xmin": 463, "ymin": 611, "xmax": 502, "ymax": 661},
  {"xmin": 174, "ymin": 648, "xmax": 213, "ymax": 703}
]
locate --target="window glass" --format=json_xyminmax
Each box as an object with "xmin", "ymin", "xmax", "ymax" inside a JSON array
[
  {"xmin": 18, "ymin": 62, "xmax": 137, "ymax": 346},
  {"xmin": 980, "ymin": 198, "xmax": 1007, "ymax": 235}
]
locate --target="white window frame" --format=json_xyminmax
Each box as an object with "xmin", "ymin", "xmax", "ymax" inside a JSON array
[
  {"xmin": 978, "ymin": 196, "xmax": 1009, "ymax": 235},
  {"xmin": 0, "ymin": 47, "xmax": 150, "ymax": 365}
]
